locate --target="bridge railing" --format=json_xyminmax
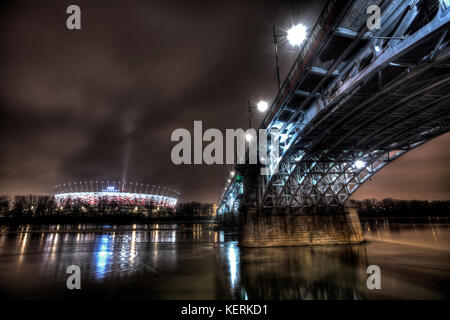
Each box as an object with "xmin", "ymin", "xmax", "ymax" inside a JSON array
[{"xmin": 260, "ymin": 0, "xmax": 341, "ymax": 131}]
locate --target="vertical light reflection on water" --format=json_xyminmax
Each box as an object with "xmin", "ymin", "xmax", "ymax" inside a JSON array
[
  {"xmin": 17, "ymin": 232, "xmax": 29, "ymax": 267},
  {"xmin": 0, "ymin": 232, "xmax": 6, "ymax": 254},
  {"xmin": 130, "ymin": 231, "xmax": 136, "ymax": 264},
  {"xmin": 226, "ymin": 242, "xmax": 240, "ymax": 290},
  {"xmin": 429, "ymin": 220, "xmax": 438, "ymax": 242},
  {"xmin": 37, "ymin": 233, "xmax": 58, "ymax": 276},
  {"xmin": 20, "ymin": 232, "xmax": 28, "ymax": 253},
  {"xmin": 94, "ymin": 234, "xmax": 113, "ymax": 280},
  {"xmin": 51, "ymin": 233, "xmax": 59, "ymax": 262}
]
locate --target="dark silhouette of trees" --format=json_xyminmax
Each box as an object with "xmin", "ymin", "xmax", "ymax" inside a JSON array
[
  {"xmin": 351, "ymin": 198, "xmax": 450, "ymax": 217},
  {"xmin": 8, "ymin": 195, "xmax": 56, "ymax": 217},
  {"xmin": 176, "ymin": 202, "xmax": 215, "ymax": 217},
  {"xmin": 3, "ymin": 194, "xmax": 446, "ymax": 221},
  {"xmin": 0, "ymin": 195, "xmax": 10, "ymax": 216},
  {"xmin": 0, "ymin": 194, "xmax": 173, "ymax": 220}
]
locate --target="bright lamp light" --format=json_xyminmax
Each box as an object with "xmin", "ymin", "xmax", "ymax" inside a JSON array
[
  {"xmin": 354, "ymin": 160, "xmax": 365, "ymax": 169},
  {"xmin": 257, "ymin": 100, "xmax": 269, "ymax": 112},
  {"xmin": 287, "ymin": 24, "xmax": 307, "ymax": 46}
]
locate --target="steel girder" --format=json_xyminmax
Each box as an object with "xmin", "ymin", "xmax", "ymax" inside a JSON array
[{"xmin": 261, "ymin": 70, "xmax": 450, "ymax": 208}]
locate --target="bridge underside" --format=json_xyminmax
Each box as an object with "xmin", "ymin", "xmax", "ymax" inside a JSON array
[
  {"xmin": 218, "ymin": 0, "xmax": 450, "ymax": 247},
  {"xmin": 262, "ymin": 56, "xmax": 450, "ymax": 209}
]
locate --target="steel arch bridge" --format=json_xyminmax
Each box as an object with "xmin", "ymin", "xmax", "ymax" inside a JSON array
[{"xmin": 218, "ymin": 0, "xmax": 450, "ymax": 216}]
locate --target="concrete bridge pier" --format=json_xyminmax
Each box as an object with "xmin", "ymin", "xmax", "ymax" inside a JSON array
[
  {"xmin": 238, "ymin": 205, "xmax": 364, "ymax": 247},
  {"xmin": 237, "ymin": 164, "xmax": 364, "ymax": 247}
]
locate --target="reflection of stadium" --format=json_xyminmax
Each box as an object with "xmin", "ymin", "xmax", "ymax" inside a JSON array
[{"xmin": 54, "ymin": 181, "xmax": 179, "ymax": 209}]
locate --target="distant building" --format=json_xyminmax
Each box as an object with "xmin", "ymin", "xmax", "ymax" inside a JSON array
[{"xmin": 54, "ymin": 180, "xmax": 179, "ymax": 212}]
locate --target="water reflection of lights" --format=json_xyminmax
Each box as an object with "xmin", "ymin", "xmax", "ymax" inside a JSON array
[
  {"xmin": 94, "ymin": 235, "xmax": 113, "ymax": 279},
  {"xmin": 193, "ymin": 224, "xmax": 201, "ymax": 241},
  {"xmin": 363, "ymin": 217, "xmax": 449, "ymax": 250},
  {"xmin": 226, "ymin": 242, "xmax": 240, "ymax": 290},
  {"xmin": 17, "ymin": 232, "xmax": 29, "ymax": 266},
  {"xmin": 130, "ymin": 231, "xmax": 136, "ymax": 263},
  {"xmin": 52, "ymin": 233, "xmax": 59, "ymax": 250},
  {"xmin": 0, "ymin": 233, "xmax": 6, "ymax": 251},
  {"xmin": 20, "ymin": 232, "xmax": 28, "ymax": 253}
]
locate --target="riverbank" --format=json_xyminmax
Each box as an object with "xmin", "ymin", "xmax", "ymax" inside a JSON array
[{"xmin": 1, "ymin": 215, "xmax": 448, "ymax": 227}]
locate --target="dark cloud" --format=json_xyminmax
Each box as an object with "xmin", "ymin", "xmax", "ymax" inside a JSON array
[{"xmin": 0, "ymin": 0, "xmax": 448, "ymax": 202}]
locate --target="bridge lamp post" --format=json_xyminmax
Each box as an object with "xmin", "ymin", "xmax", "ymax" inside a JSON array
[
  {"xmin": 273, "ymin": 23, "xmax": 307, "ymax": 90},
  {"xmin": 247, "ymin": 100, "xmax": 269, "ymax": 129}
]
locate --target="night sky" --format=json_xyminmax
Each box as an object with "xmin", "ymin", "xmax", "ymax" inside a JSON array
[{"xmin": 0, "ymin": 0, "xmax": 449, "ymax": 203}]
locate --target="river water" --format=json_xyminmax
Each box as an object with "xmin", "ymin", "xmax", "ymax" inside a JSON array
[{"xmin": 0, "ymin": 218, "xmax": 449, "ymax": 300}]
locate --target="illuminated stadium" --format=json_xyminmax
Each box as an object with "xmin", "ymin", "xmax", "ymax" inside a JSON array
[{"xmin": 54, "ymin": 181, "xmax": 179, "ymax": 209}]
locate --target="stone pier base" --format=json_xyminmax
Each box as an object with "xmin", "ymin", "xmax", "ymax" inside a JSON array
[
  {"xmin": 218, "ymin": 211, "xmax": 239, "ymax": 226},
  {"xmin": 239, "ymin": 207, "xmax": 364, "ymax": 247}
]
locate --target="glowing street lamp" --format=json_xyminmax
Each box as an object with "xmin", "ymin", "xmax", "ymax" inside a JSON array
[
  {"xmin": 257, "ymin": 100, "xmax": 269, "ymax": 112},
  {"xmin": 287, "ymin": 24, "xmax": 307, "ymax": 46},
  {"xmin": 248, "ymin": 100, "xmax": 268, "ymax": 128},
  {"xmin": 273, "ymin": 23, "xmax": 308, "ymax": 90}
]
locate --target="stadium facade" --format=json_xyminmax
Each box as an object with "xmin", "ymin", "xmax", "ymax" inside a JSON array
[{"xmin": 54, "ymin": 181, "xmax": 179, "ymax": 209}]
